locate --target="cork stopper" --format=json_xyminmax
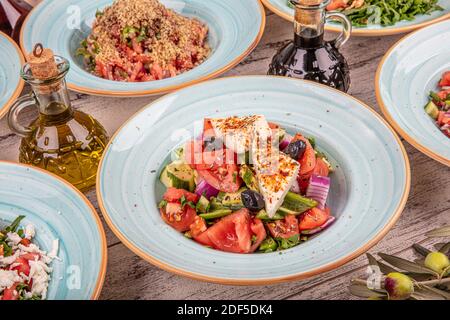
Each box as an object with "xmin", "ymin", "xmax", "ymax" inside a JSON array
[
  {"xmin": 293, "ymin": 0, "xmax": 326, "ymax": 32},
  {"xmin": 26, "ymin": 44, "xmax": 59, "ymax": 80}
]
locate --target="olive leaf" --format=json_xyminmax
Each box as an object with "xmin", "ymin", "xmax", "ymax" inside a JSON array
[
  {"xmin": 411, "ymin": 290, "xmax": 446, "ymax": 300},
  {"xmin": 366, "ymin": 253, "xmax": 397, "ymax": 274},
  {"xmin": 438, "ymin": 242, "xmax": 450, "ymax": 255},
  {"xmin": 404, "ymin": 273, "xmax": 434, "ymax": 282},
  {"xmin": 416, "ymin": 285, "xmax": 450, "ymax": 300},
  {"xmin": 349, "ymin": 284, "xmax": 385, "ymax": 299},
  {"xmin": 426, "ymin": 226, "xmax": 450, "ymax": 238},
  {"xmin": 412, "ymin": 243, "xmax": 431, "ymax": 257},
  {"xmin": 378, "ymin": 253, "xmax": 439, "ymax": 276}
]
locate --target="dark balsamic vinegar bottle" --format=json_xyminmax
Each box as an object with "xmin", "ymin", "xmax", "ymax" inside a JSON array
[
  {"xmin": 268, "ymin": 0, "xmax": 352, "ymax": 92},
  {"xmin": 0, "ymin": 0, "xmax": 33, "ymax": 42}
]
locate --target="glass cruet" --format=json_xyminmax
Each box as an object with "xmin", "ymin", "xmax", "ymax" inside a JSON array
[
  {"xmin": 268, "ymin": 0, "xmax": 352, "ymax": 92},
  {"xmin": 7, "ymin": 44, "xmax": 109, "ymax": 191}
]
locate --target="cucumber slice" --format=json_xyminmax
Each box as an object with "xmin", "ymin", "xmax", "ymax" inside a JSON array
[
  {"xmin": 159, "ymin": 160, "xmax": 195, "ymax": 192},
  {"xmin": 199, "ymin": 209, "xmax": 233, "ymax": 220},
  {"xmin": 196, "ymin": 195, "xmax": 210, "ymax": 213},
  {"xmin": 281, "ymin": 192, "xmax": 317, "ymax": 214},
  {"xmin": 425, "ymin": 101, "xmax": 439, "ymax": 120}
]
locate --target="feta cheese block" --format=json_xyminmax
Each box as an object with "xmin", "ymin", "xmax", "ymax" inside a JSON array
[
  {"xmin": 210, "ymin": 115, "xmax": 270, "ymax": 154},
  {"xmin": 249, "ymin": 116, "xmax": 300, "ymax": 217},
  {"xmin": 254, "ymin": 152, "xmax": 300, "ymax": 217}
]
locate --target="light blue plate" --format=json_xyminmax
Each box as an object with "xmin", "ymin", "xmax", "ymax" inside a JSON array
[
  {"xmin": 0, "ymin": 162, "xmax": 107, "ymax": 299},
  {"xmin": 97, "ymin": 76, "xmax": 410, "ymax": 284},
  {"xmin": 0, "ymin": 32, "xmax": 24, "ymax": 119},
  {"xmin": 261, "ymin": 0, "xmax": 450, "ymax": 36},
  {"xmin": 20, "ymin": 0, "xmax": 265, "ymax": 97},
  {"xmin": 376, "ymin": 19, "xmax": 450, "ymax": 167}
]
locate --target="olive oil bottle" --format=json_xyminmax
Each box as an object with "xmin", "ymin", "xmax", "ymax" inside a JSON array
[{"xmin": 8, "ymin": 45, "xmax": 108, "ymax": 191}]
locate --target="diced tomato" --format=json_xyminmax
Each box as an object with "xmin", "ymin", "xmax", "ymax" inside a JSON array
[
  {"xmin": 190, "ymin": 216, "xmax": 214, "ymax": 246},
  {"xmin": 437, "ymin": 90, "xmax": 450, "ymax": 100},
  {"xmin": 10, "ymin": 257, "xmax": 30, "ymax": 276},
  {"xmin": 193, "ymin": 231, "xmax": 214, "ymax": 247},
  {"xmin": 129, "ymin": 61, "xmax": 143, "ymax": 82},
  {"xmin": 267, "ymin": 215, "xmax": 300, "ymax": 239},
  {"xmin": 1, "ymin": 283, "xmax": 19, "ymax": 300},
  {"xmin": 268, "ymin": 122, "xmax": 279, "ymax": 130},
  {"xmin": 197, "ymin": 164, "xmax": 241, "ymax": 193},
  {"xmin": 0, "ymin": 244, "xmax": 3, "ymax": 256},
  {"xmin": 297, "ymin": 173, "xmax": 311, "ymax": 195},
  {"xmin": 299, "ymin": 207, "xmax": 331, "ymax": 231},
  {"xmin": 184, "ymin": 140, "xmax": 234, "ymax": 168},
  {"xmin": 131, "ymin": 38, "xmax": 143, "ymax": 54},
  {"xmin": 313, "ymin": 157, "xmax": 329, "ymax": 177},
  {"xmin": 185, "ymin": 140, "xmax": 241, "ymax": 193},
  {"xmin": 327, "ymin": 0, "xmax": 348, "ymax": 11},
  {"xmin": 20, "ymin": 238, "xmax": 31, "ymax": 246},
  {"xmin": 163, "ymin": 187, "xmax": 199, "ymax": 203},
  {"xmin": 160, "ymin": 204, "xmax": 197, "ymax": 232},
  {"xmin": 21, "ymin": 253, "xmax": 40, "ymax": 261},
  {"xmin": 150, "ymin": 63, "xmax": 163, "ymax": 80},
  {"xmin": 190, "ymin": 216, "xmax": 207, "ymax": 238},
  {"xmin": 437, "ymin": 111, "xmax": 450, "ymax": 126},
  {"xmin": 292, "ymin": 134, "xmax": 316, "ymax": 175},
  {"xmin": 249, "ymin": 218, "xmax": 267, "ymax": 253},
  {"xmin": 95, "ymin": 60, "xmax": 108, "ymax": 78},
  {"xmin": 207, "ymin": 209, "xmax": 252, "ymax": 253},
  {"xmin": 439, "ymin": 71, "xmax": 450, "ymax": 87}
]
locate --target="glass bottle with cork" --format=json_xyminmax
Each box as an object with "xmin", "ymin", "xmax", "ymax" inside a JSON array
[
  {"xmin": 7, "ymin": 44, "xmax": 109, "ymax": 191},
  {"xmin": 268, "ymin": 0, "xmax": 351, "ymax": 92}
]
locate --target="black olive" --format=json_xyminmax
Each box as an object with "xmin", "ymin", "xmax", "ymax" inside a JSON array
[
  {"xmin": 285, "ymin": 140, "xmax": 307, "ymax": 160},
  {"xmin": 241, "ymin": 190, "xmax": 265, "ymax": 211},
  {"xmin": 204, "ymin": 136, "xmax": 223, "ymax": 151}
]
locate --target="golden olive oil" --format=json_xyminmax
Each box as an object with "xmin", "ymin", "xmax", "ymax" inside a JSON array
[{"xmin": 19, "ymin": 104, "xmax": 108, "ymax": 191}]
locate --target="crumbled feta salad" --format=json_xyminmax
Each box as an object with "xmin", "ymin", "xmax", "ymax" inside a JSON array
[{"xmin": 0, "ymin": 216, "xmax": 58, "ymax": 300}]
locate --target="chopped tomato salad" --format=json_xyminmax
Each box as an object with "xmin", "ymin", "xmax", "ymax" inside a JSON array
[
  {"xmin": 425, "ymin": 71, "xmax": 450, "ymax": 138},
  {"xmin": 157, "ymin": 115, "xmax": 338, "ymax": 253},
  {"xmin": 0, "ymin": 216, "xmax": 58, "ymax": 300}
]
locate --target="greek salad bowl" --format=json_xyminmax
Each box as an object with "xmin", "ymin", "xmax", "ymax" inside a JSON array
[
  {"xmin": 0, "ymin": 162, "xmax": 107, "ymax": 299},
  {"xmin": 97, "ymin": 76, "xmax": 410, "ymax": 284}
]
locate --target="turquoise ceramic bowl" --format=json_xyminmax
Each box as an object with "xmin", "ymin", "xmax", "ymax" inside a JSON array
[
  {"xmin": 0, "ymin": 32, "xmax": 24, "ymax": 119},
  {"xmin": 0, "ymin": 162, "xmax": 107, "ymax": 299},
  {"xmin": 261, "ymin": 0, "xmax": 450, "ymax": 36},
  {"xmin": 20, "ymin": 0, "xmax": 265, "ymax": 97},
  {"xmin": 97, "ymin": 76, "xmax": 410, "ymax": 284},
  {"xmin": 376, "ymin": 19, "xmax": 450, "ymax": 167}
]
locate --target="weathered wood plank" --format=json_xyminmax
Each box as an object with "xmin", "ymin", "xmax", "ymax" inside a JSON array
[{"xmin": 0, "ymin": 12, "xmax": 448, "ymax": 300}]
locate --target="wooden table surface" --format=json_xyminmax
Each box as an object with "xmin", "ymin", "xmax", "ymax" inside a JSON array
[{"xmin": 1, "ymin": 10, "xmax": 449, "ymax": 300}]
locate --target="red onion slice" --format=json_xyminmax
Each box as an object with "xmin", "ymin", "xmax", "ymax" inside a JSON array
[
  {"xmin": 195, "ymin": 179, "xmax": 219, "ymax": 199},
  {"xmin": 306, "ymin": 175, "xmax": 330, "ymax": 209},
  {"xmin": 301, "ymin": 216, "xmax": 336, "ymax": 235}
]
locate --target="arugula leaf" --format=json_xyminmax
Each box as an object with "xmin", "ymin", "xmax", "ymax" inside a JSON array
[
  {"xmin": 158, "ymin": 200, "xmax": 168, "ymax": 209},
  {"xmin": 275, "ymin": 234, "xmax": 300, "ymax": 250}
]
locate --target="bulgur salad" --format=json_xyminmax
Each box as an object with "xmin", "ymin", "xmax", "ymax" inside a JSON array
[
  {"xmin": 0, "ymin": 216, "xmax": 58, "ymax": 300},
  {"xmin": 77, "ymin": 0, "xmax": 211, "ymax": 82}
]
